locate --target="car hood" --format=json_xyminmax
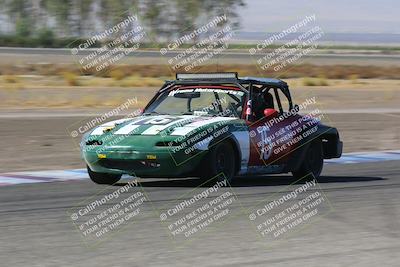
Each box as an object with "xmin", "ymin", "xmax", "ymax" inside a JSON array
[{"xmin": 87, "ymin": 114, "xmax": 243, "ymax": 139}]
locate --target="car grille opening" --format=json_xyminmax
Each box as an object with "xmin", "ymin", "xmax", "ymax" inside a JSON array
[
  {"xmin": 155, "ymin": 140, "xmax": 181, "ymax": 147},
  {"xmin": 98, "ymin": 159, "xmax": 160, "ymax": 171},
  {"xmin": 86, "ymin": 140, "xmax": 103, "ymax": 146}
]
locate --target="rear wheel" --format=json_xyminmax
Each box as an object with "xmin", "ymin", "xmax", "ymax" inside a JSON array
[
  {"xmin": 292, "ymin": 139, "xmax": 324, "ymax": 180},
  {"xmin": 200, "ymin": 141, "xmax": 236, "ymax": 184},
  {"xmin": 87, "ymin": 165, "xmax": 122, "ymax": 185}
]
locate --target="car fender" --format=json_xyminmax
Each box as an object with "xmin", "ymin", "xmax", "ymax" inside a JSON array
[{"xmin": 208, "ymin": 129, "xmax": 250, "ymax": 174}]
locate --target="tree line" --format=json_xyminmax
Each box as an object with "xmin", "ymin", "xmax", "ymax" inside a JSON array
[{"xmin": 0, "ymin": 0, "xmax": 245, "ymax": 46}]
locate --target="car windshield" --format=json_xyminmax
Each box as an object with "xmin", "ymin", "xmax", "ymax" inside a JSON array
[{"xmin": 145, "ymin": 87, "xmax": 246, "ymax": 117}]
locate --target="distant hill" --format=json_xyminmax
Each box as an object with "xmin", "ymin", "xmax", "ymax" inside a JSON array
[{"xmin": 233, "ymin": 32, "xmax": 400, "ymax": 46}]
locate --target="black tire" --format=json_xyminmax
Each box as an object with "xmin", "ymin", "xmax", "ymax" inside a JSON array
[
  {"xmin": 87, "ymin": 165, "xmax": 122, "ymax": 185},
  {"xmin": 292, "ymin": 139, "xmax": 324, "ymax": 180},
  {"xmin": 200, "ymin": 141, "xmax": 236, "ymax": 184}
]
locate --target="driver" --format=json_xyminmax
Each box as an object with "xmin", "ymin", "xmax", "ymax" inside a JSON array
[
  {"xmin": 263, "ymin": 91, "xmax": 274, "ymax": 110},
  {"xmin": 253, "ymin": 91, "xmax": 275, "ymax": 119}
]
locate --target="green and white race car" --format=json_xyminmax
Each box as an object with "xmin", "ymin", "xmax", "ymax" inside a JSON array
[{"xmin": 81, "ymin": 73, "xmax": 342, "ymax": 185}]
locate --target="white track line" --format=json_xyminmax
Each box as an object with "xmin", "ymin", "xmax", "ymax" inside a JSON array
[{"xmin": 1, "ymin": 150, "xmax": 400, "ymax": 187}]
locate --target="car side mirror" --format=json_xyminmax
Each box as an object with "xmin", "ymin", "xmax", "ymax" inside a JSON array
[{"xmin": 264, "ymin": 108, "xmax": 278, "ymax": 117}]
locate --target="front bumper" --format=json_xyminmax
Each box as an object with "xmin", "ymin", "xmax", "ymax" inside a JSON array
[{"xmin": 82, "ymin": 148, "xmax": 204, "ymax": 178}]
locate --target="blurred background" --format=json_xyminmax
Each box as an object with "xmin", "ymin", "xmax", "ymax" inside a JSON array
[
  {"xmin": 1, "ymin": 3, "xmax": 400, "ymax": 266},
  {"xmin": 0, "ymin": 0, "xmax": 399, "ymax": 171}
]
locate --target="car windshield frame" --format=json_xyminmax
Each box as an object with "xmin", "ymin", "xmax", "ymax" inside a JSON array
[{"xmin": 144, "ymin": 86, "xmax": 246, "ymax": 118}]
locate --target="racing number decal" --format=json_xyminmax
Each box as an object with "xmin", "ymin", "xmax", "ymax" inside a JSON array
[
  {"xmin": 114, "ymin": 116, "xmax": 178, "ymax": 135},
  {"xmin": 248, "ymin": 116, "xmax": 296, "ymax": 166},
  {"xmin": 144, "ymin": 117, "xmax": 174, "ymax": 125},
  {"xmin": 259, "ymin": 127, "xmax": 273, "ymax": 160}
]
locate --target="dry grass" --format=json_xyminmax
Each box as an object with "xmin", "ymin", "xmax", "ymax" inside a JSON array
[
  {"xmin": 3, "ymin": 74, "xmax": 19, "ymax": 83},
  {"xmin": 1, "ymin": 61, "xmax": 400, "ymax": 108},
  {"xmin": 78, "ymin": 76, "xmax": 164, "ymax": 87},
  {"xmin": 109, "ymin": 69, "xmax": 125, "ymax": 81},
  {"xmin": 119, "ymin": 76, "xmax": 164, "ymax": 87},
  {"xmin": 1, "ymin": 75, "xmax": 24, "ymax": 91},
  {"xmin": 302, "ymin": 77, "xmax": 329, "ymax": 86},
  {"xmin": 76, "ymin": 95, "xmax": 97, "ymax": 107},
  {"xmin": 2, "ymin": 63, "xmax": 400, "ymax": 80},
  {"xmin": 61, "ymin": 72, "xmax": 79, "ymax": 86},
  {"xmin": 1, "ymin": 79, "xmax": 399, "ymax": 108},
  {"xmin": 348, "ymin": 74, "xmax": 367, "ymax": 84}
]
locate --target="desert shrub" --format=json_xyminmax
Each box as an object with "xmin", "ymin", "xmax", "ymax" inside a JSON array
[
  {"xmin": 62, "ymin": 72, "xmax": 79, "ymax": 86},
  {"xmin": 109, "ymin": 69, "xmax": 125, "ymax": 80},
  {"xmin": 302, "ymin": 77, "xmax": 329, "ymax": 86},
  {"xmin": 3, "ymin": 75, "xmax": 19, "ymax": 83}
]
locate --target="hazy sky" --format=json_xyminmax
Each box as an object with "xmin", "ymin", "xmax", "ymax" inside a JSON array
[{"xmin": 240, "ymin": 0, "xmax": 400, "ymax": 33}]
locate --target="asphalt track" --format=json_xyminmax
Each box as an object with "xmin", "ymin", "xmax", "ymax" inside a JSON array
[
  {"xmin": 0, "ymin": 110, "xmax": 399, "ymax": 266},
  {"xmin": 1, "ymin": 46, "xmax": 399, "ymax": 266},
  {"xmin": 1, "ymin": 157, "xmax": 400, "ymax": 266},
  {"xmin": 1, "ymin": 47, "xmax": 400, "ymax": 66}
]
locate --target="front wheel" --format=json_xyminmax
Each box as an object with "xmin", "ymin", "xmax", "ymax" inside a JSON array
[
  {"xmin": 292, "ymin": 139, "xmax": 324, "ymax": 180},
  {"xmin": 200, "ymin": 141, "xmax": 236, "ymax": 184},
  {"xmin": 87, "ymin": 165, "xmax": 122, "ymax": 185}
]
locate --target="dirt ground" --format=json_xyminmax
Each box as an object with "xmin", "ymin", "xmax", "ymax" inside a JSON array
[
  {"xmin": 1, "ymin": 79, "xmax": 399, "ymax": 172},
  {"xmin": 1, "ymin": 79, "xmax": 400, "ymax": 110}
]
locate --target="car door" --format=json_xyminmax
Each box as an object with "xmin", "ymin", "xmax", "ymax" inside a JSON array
[{"xmin": 247, "ymin": 88, "xmax": 296, "ymax": 173}]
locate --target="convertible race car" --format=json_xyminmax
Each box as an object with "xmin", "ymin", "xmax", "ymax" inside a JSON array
[{"xmin": 81, "ymin": 73, "xmax": 342, "ymax": 184}]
